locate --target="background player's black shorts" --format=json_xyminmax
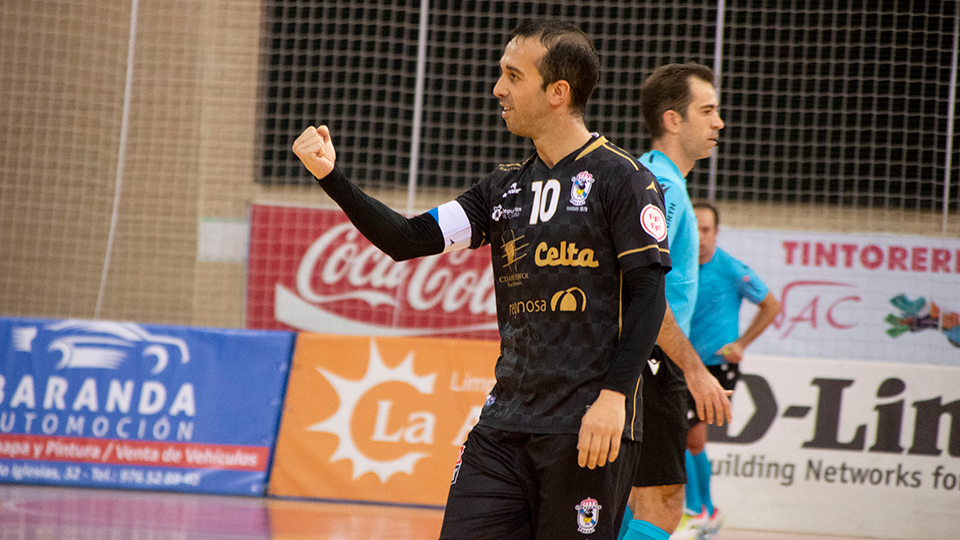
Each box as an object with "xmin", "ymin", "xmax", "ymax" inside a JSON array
[
  {"xmin": 439, "ymin": 423, "xmax": 641, "ymax": 540},
  {"xmin": 684, "ymin": 362, "xmax": 741, "ymax": 426},
  {"xmin": 708, "ymin": 362, "xmax": 740, "ymax": 391},
  {"xmin": 633, "ymin": 345, "xmax": 688, "ymax": 488}
]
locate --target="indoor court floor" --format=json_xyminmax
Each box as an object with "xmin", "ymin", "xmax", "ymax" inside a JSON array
[{"xmin": 0, "ymin": 483, "xmax": 880, "ymax": 540}]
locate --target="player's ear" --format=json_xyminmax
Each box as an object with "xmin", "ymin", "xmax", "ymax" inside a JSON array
[{"xmin": 547, "ymin": 79, "xmax": 572, "ymax": 108}]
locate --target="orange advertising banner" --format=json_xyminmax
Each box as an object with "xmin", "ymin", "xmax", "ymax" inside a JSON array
[{"xmin": 268, "ymin": 333, "xmax": 498, "ymax": 507}]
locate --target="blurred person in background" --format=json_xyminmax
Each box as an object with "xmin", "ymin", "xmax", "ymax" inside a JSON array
[{"xmin": 680, "ymin": 200, "xmax": 781, "ymax": 539}]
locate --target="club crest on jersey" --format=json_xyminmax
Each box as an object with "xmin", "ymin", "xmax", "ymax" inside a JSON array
[
  {"xmin": 575, "ymin": 497, "xmax": 602, "ymax": 534},
  {"xmin": 569, "ymin": 171, "xmax": 595, "ymax": 207},
  {"xmin": 640, "ymin": 204, "xmax": 667, "ymax": 242}
]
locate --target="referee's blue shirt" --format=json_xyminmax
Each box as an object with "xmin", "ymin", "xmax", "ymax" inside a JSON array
[
  {"xmin": 639, "ymin": 150, "xmax": 699, "ymax": 336},
  {"xmin": 691, "ymin": 247, "xmax": 770, "ymax": 365}
]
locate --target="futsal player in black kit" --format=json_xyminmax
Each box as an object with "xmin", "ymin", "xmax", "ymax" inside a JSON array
[{"xmin": 293, "ymin": 20, "xmax": 670, "ymax": 540}]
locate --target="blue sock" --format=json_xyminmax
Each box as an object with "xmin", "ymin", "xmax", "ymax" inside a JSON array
[
  {"xmin": 684, "ymin": 449, "xmax": 702, "ymax": 514},
  {"xmin": 692, "ymin": 449, "xmax": 714, "ymax": 515},
  {"xmin": 622, "ymin": 519, "xmax": 670, "ymax": 540},
  {"xmin": 617, "ymin": 504, "xmax": 633, "ymax": 540}
]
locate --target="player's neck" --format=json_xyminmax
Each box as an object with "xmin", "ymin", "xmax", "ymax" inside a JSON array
[{"xmin": 531, "ymin": 118, "xmax": 591, "ymax": 169}]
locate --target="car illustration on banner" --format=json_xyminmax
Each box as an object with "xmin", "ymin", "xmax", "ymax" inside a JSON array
[{"xmin": 12, "ymin": 319, "xmax": 190, "ymax": 374}]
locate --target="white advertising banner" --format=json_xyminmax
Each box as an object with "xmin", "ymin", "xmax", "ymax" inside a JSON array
[
  {"xmin": 711, "ymin": 355, "xmax": 958, "ymax": 539},
  {"xmin": 248, "ymin": 208, "xmax": 960, "ymax": 538},
  {"xmin": 717, "ymin": 229, "xmax": 960, "ymax": 365}
]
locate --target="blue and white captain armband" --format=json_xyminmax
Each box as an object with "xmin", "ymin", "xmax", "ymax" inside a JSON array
[{"xmin": 428, "ymin": 201, "xmax": 472, "ymax": 253}]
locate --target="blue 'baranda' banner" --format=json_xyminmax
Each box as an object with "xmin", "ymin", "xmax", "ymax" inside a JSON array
[{"xmin": 0, "ymin": 317, "xmax": 293, "ymax": 496}]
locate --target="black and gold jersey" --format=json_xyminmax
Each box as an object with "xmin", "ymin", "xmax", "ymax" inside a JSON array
[{"xmin": 455, "ymin": 134, "xmax": 671, "ymax": 438}]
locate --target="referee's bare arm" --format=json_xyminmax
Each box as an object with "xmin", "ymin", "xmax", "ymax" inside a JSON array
[
  {"xmin": 717, "ymin": 292, "xmax": 781, "ymax": 364},
  {"xmin": 658, "ymin": 306, "xmax": 733, "ymax": 426}
]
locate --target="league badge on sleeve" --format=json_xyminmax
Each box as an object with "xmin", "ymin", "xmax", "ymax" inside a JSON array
[
  {"xmin": 640, "ymin": 204, "xmax": 667, "ymax": 242},
  {"xmin": 575, "ymin": 497, "xmax": 602, "ymax": 534}
]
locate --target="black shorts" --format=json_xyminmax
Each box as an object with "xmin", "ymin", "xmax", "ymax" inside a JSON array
[
  {"xmin": 709, "ymin": 362, "xmax": 740, "ymax": 391},
  {"xmin": 439, "ymin": 423, "xmax": 641, "ymax": 540},
  {"xmin": 633, "ymin": 345, "xmax": 689, "ymax": 488},
  {"xmin": 684, "ymin": 362, "xmax": 741, "ymax": 425}
]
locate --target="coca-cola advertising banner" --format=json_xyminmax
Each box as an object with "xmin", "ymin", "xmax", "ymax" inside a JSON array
[
  {"xmin": 719, "ymin": 229, "xmax": 960, "ymax": 365},
  {"xmin": 246, "ymin": 205, "xmax": 497, "ymax": 340},
  {"xmin": 710, "ymin": 354, "xmax": 958, "ymax": 540},
  {"xmin": 246, "ymin": 204, "xmax": 959, "ymax": 364}
]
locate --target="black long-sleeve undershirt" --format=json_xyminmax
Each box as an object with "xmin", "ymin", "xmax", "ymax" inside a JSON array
[
  {"xmin": 316, "ymin": 166, "xmax": 444, "ymax": 261},
  {"xmin": 603, "ymin": 264, "xmax": 667, "ymax": 396}
]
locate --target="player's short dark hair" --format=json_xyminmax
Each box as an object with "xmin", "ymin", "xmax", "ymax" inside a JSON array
[
  {"xmin": 692, "ymin": 200, "xmax": 720, "ymax": 227},
  {"xmin": 640, "ymin": 63, "xmax": 715, "ymax": 141},
  {"xmin": 508, "ymin": 19, "xmax": 599, "ymax": 116}
]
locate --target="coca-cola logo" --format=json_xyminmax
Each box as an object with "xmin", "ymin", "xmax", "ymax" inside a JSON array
[
  {"xmin": 248, "ymin": 208, "xmax": 499, "ymax": 339},
  {"xmin": 296, "ymin": 222, "xmax": 496, "ymax": 313}
]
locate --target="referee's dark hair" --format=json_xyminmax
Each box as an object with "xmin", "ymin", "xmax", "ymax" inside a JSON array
[
  {"xmin": 692, "ymin": 200, "xmax": 720, "ymax": 228},
  {"xmin": 508, "ymin": 19, "xmax": 599, "ymax": 116},
  {"xmin": 640, "ymin": 63, "xmax": 715, "ymax": 141}
]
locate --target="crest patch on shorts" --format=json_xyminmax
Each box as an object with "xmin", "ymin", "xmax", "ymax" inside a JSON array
[{"xmin": 575, "ymin": 497, "xmax": 602, "ymax": 534}]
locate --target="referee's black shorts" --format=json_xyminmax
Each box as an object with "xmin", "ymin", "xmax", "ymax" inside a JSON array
[
  {"xmin": 633, "ymin": 345, "xmax": 689, "ymax": 488},
  {"xmin": 439, "ymin": 423, "xmax": 641, "ymax": 540}
]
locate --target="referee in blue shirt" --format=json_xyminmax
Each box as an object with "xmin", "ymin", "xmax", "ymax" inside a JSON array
[
  {"xmin": 618, "ymin": 63, "xmax": 732, "ymax": 540},
  {"xmin": 685, "ymin": 200, "xmax": 782, "ymax": 539}
]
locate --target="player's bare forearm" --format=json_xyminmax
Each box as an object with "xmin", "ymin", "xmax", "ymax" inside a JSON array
[{"xmin": 577, "ymin": 389, "xmax": 625, "ymax": 469}]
